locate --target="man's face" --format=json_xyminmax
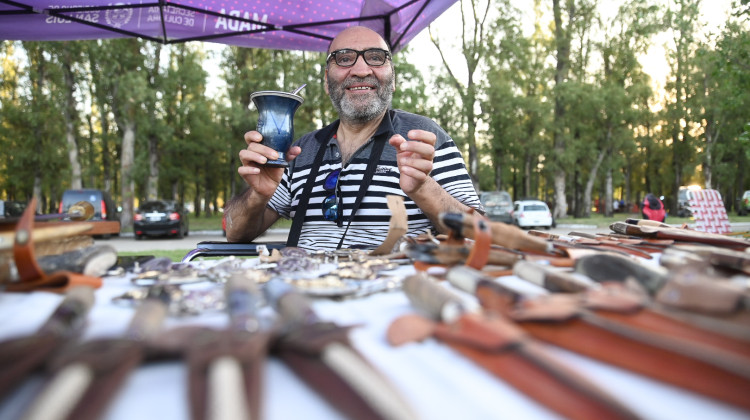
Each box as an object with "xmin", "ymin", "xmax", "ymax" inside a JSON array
[{"xmin": 325, "ymin": 28, "xmax": 395, "ymax": 124}]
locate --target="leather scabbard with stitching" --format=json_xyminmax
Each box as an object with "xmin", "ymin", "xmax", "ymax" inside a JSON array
[
  {"xmin": 187, "ymin": 328, "xmax": 270, "ymax": 420},
  {"xmin": 271, "ymin": 322, "xmax": 398, "ymax": 420},
  {"xmin": 395, "ymin": 272, "xmax": 641, "ymax": 420},
  {"xmin": 432, "ymin": 314, "xmax": 642, "ymax": 420},
  {"xmin": 475, "ymin": 282, "xmax": 750, "ymax": 411}
]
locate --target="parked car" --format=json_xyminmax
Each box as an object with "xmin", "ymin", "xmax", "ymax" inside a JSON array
[
  {"xmin": 512, "ymin": 199, "xmax": 555, "ymax": 229},
  {"xmin": 738, "ymin": 190, "xmax": 750, "ymax": 216},
  {"xmin": 60, "ymin": 189, "xmax": 119, "ymax": 222},
  {"xmin": 677, "ymin": 185, "xmax": 702, "ymax": 217},
  {"xmin": 480, "ymin": 191, "xmax": 513, "ymax": 223},
  {"xmin": 0, "ymin": 200, "xmax": 28, "ymax": 218},
  {"xmin": 134, "ymin": 200, "xmax": 189, "ymax": 239}
]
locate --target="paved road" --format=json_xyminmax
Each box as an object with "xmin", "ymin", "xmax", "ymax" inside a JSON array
[
  {"xmin": 99, "ymin": 222, "xmax": 750, "ymax": 254},
  {"xmin": 98, "ymin": 225, "xmax": 604, "ymax": 253}
]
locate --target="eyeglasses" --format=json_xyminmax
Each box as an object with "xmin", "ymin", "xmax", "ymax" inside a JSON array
[
  {"xmin": 322, "ymin": 169, "xmax": 342, "ymax": 225},
  {"xmin": 326, "ymin": 48, "xmax": 391, "ymax": 68}
]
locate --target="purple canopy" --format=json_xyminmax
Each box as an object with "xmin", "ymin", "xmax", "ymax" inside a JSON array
[{"xmin": 0, "ymin": 0, "xmax": 456, "ymax": 52}]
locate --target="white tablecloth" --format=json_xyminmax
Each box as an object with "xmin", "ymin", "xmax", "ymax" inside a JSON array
[{"xmin": 1, "ymin": 262, "xmax": 748, "ymax": 420}]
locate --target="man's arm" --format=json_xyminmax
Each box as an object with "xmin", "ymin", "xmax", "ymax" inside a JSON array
[
  {"xmin": 408, "ymin": 178, "xmax": 472, "ymax": 234},
  {"xmin": 389, "ymin": 129, "xmax": 478, "ymax": 234},
  {"xmin": 224, "ymin": 188, "xmax": 280, "ymax": 242}
]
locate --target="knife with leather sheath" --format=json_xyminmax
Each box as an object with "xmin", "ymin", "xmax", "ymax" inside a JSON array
[
  {"xmin": 390, "ymin": 272, "xmax": 642, "ymax": 420},
  {"xmin": 187, "ymin": 272, "xmax": 271, "ymax": 420},
  {"xmin": 513, "ymin": 259, "xmax": 750, "ymax": 361},
  {"xmin": 0, "ymin": 286, "xmax": 95, "ymax": 399},
  {"xmin": 263, "ymin": 278, "xmax": 419, "ymax": 420},
  {"xmin": 447, "ymin": 265, "xmax": 750, "ymax": 411},
  {"xmin": 20, "ymin": 285, "xmax": 169, "ymax": 420}
]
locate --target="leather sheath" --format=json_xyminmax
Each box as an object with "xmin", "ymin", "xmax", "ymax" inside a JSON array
[
  {"xmin": 0, "ymin": 333, "xmax": 59, "ymax": 398},
  {"xmin": 272, "ymin": 322, "xmax": 397, "ymax": 420},
  {"xmin": 432, "ymin": 313, "xmax": 642, "ymax": 420},
  {"xmin": 476, "ymin": 283, "xmax": 750, "ymax": 411},
  {"xmin": 44, "ymin": 338, "xmax": 144, "ymax": 420},
  {"xmin": 187, "ymin": 328, "xmax": 270, "ymax": 420},
  {"xmin": 609, "ymin": 222, "xmax": 750, "ymax": 250}
]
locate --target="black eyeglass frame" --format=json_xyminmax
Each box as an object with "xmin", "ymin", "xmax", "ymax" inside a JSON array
[{"xmin": 326, "ymin": 48, "xmax": 392, "ymax": 68}]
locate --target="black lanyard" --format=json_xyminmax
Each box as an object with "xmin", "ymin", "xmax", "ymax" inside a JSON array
[{"xmin": 286, "ymin": 133, "xmax": 387, "ymax": 249}]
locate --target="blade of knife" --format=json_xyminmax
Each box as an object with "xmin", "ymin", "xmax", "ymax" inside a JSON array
[{"xmin": 263, "ymin": 278, "xmax": 419, "ymax": 420}]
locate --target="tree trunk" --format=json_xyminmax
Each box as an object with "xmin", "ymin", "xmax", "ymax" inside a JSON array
[
  {"xmin": 62, "ymin": 60, "xmax": 82, "ymax": 189},
  {"xmin": 605, "ymin": 167, "xmax": 613, "ymax": 217},
  {"xmin": 582, "ymin": 148, "xmax": 606, "ymax": 218},
  {"xmin": 120, "ymin": 121, "xmax": 136, "ymax": 230},
  {"xmin": 551, "ymin": 0, "xmax": 572, "ymax": 220}
]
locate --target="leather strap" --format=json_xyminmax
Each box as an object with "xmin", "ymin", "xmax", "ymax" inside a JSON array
[
  {"xmin": 7, "ymin": 197, "xmax": 102, "ymax": 293},
  {"xmin": 465, "ymin": 212, "xmax": 491, "ymax": 270},
  {"xmin": 286, "ymin": 135, "xmax": 329, "ymax": 247}
]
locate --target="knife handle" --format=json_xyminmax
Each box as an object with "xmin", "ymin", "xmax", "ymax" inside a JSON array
[
  {"xmin": 37, "ymin": 286, "xmax": 95, "ymax": 338},
  {"xmin": 513, "ymin": 260, "xmax": 594, "ymax": 293},
  {"xmin": 403, "ymin": 272, "xmax": 466, "ymax": 323},
  {"xmin": 226, "ymin": 272, "xmax": 263, "ymax": 332},
  {"xmin": 125, "ymin": 299, "xmax": 167, "ymax": 341},
  {"xmin": 263, "ymin": 279, "xmax": 319, "ymax": 325}
]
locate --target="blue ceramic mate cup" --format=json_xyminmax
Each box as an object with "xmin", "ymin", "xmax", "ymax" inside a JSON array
[{"xmin": 250, "ymin": 91, "xmax": 304, "ymax": 167}]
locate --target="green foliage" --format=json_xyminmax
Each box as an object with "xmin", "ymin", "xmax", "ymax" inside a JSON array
[{"xmin": 2, "ymin": 1, "xmax": 750, "ymax": 217}]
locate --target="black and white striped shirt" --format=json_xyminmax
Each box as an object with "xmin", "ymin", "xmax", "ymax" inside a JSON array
[{"xmin": 267, "ymin": 109, "xmax": 480, "ymax": 251}]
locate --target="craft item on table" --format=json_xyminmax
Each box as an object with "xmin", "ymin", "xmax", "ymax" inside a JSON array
[
  {"xmin": 527, "ymin": 229, "xmax": 660, "ymax": 259},
  {"xmin": 446, "ymin": 265, "xmax": 750, "ymax": 411},
  {"xmin": 0, "ymin": 286, "xmax": 95, "ymax": 400},
  {"xmin": 370, "ymin": 195, "xmax": 408, "ymax": 256},
  {"xmin": 1, "ymin": 197, "xmax": 102, "ymax": 293},
  {"xmin": 610, "ymin": 220, "xmax": 750, "ymax": 250},
  {"xmin": 575, "ymin": 252, "xmax": 750, "ymax": 331},
  {"xmin": 1, "ymin": 244, "xmax": 117, "ymax": 284},
  {"xmin": 388, "ymin": 272, "xmax": 642, "ymax": 420},
  {"xmin": 20, "ymin": 285, "xmax": 169, "ymax": 420},
  {"xmin": 263, "ymin": 278, "xmax": 419, "ymax": 420},
  {"xmin": 439, "ymin": 211, "xmax": 552, "ymax": 254},
  {"xmin": 659, "ymin": 243, "xmax": 750, "ymax": 276},
  {"xmin": 187, "ymin": 272, "xmax": 271, "ymax": 420},
  {"xmin": 513, "ymin": 259, "xmax": 750, "ymax": 360},
  {"xmin": 405, "ymin": 211, "xmax": 574, "ymax": 275}
]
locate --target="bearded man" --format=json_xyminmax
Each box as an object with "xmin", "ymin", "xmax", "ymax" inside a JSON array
[{"xmin": 225, "ymin": 26, "xmax": 481, "ymax": 251}]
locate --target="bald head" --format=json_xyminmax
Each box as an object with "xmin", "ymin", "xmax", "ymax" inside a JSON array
[{"xmin": 327, "ymin": 26, "xmax": 391, "ymax": 54}]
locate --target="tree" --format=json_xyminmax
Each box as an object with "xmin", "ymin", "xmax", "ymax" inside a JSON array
[{"xmin": 428, "ymin": 0, "xmax": 492, "ymax": 191}]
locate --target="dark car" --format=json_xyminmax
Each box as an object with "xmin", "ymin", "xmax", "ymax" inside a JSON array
[
  {"xmin": 0, "ymin": 200, "xmax": 28, "ymax": 218},
  {"xmin": 480, "ymin": 191, "xmax": 513, "ymax": 223},
  {"xmin": 134, "ymin": 200, "xmax": 189, "ymax": 239}
]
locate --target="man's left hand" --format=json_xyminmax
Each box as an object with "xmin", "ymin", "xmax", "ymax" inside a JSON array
[{"xmin": 389, "ymin": 129, "xmax": 436, "ymax": 195}]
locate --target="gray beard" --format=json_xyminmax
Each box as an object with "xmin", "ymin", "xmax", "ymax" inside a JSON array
[{"xmin": 329, "ymin": 74, "xmax": 394, "ymax": 124}]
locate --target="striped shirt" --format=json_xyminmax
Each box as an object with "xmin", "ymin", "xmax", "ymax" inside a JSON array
[{"xmin": 267, "ymin": 109, "xmax": 481, "ymax": 251}]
